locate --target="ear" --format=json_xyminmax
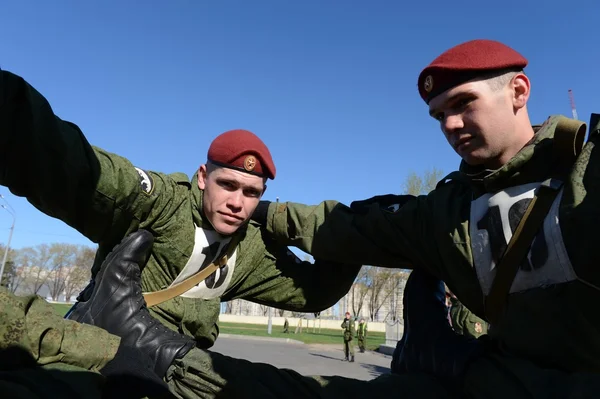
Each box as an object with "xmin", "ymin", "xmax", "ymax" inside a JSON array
[
  {"xmin": 198, "ymin": 164, "xmax": 208, "ymax": 190},
  {"xmin": 511, "ymin": 73, "xmax": 530, "ymax": 111}
]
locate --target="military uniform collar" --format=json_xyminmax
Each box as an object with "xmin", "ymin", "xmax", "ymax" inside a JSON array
[{"xmin": 459, "ymin": 116, "xmax": 562, "ymax": 195}]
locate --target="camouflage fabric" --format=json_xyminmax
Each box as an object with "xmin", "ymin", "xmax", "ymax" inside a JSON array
[
  {"xmin": 0, "ymin": 70, "xmax": 362, "ymax": 348},
  {"xmin": 0, "ymin": 287, "xmax": 118, "ymax": 370},
  {"xmin": 264, "ymin": 115, "xmax": 600, "ymax": 391},
  {"xmin": 357, "ymin": 321, "xmax": 367, "ymax": 351},
  {"xmin": 449, "ymin": 297, "xmax": 488, "ymax": 339},
  {"xmin": 0, "ymin": 287, "xmax": 114, "ymax": 398},
  {"xmin": 341, "ymin": 318, "xmax": 355, "ymax": 358}
]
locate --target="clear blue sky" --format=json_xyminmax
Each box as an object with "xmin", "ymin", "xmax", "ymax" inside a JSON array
[{"xmin": 1, "ymin": 0, "xmax": 598, "ymax": 249}]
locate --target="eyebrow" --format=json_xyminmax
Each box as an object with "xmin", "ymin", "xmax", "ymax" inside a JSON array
[{"xmin": 428, "ymin": 91, "xmax": 475, "ymax": 117}]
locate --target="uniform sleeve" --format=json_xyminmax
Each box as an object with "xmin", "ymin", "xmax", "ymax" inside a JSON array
[
  {"xmin": 0, "ymin": 287, "xmax": 119, "ymax": 371},
  {"xmin": 222, "ymin": 232, "xmax": 363, "ymax": 313},
  {"xmin": 0, "ymin": 70, "xmax": 173, "ymax": 243},
  {"xmin": 463, "ymin": 311, "xmax": 487, "ymax": 339},
  {"xmin": 265, "ymin": 197, "xmax": 441, "ymax": 275}
]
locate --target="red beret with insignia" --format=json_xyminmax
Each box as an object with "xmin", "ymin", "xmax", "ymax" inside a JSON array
[
  {"xmin": 207, "ymin": 129, "xmax": 276, "ymax": 179},
  {"xmin": 418, "ymin": 39, "xmax": 528, "ymax": 104}
]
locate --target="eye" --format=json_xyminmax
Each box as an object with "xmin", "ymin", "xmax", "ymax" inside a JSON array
[
  {"xmin": 219, "ymin": 181, "xmax": 236, "ymax": 190},
  {"xmin": 456, "ymin": 97, "xmax": 473, "ymax": 110},
  {"xmin": 245, "ymin": 189, "xmax": 261, "ymax": 198},
  {"xmin": 432, "ymin": 112, "xmax": 444, "ymax": 122}
]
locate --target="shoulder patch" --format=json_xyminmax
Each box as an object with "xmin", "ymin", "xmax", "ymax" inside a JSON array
[{"xmin": 134, "ymin": 167, "xmax": 154, "ymax": 195}]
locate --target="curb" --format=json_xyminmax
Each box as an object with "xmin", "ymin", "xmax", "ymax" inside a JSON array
[{"xmin": 219, "ymin": 334, "xmax": 305, "ymax": 345}]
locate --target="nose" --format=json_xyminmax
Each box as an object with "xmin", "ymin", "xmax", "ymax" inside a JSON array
[
  {"xmin": 442, "ymin": 114, "xmax": 464, "ymax": 136},
  {"xmin": 226, "ymin": 191, "xmax": 243, "ymax": 210}
]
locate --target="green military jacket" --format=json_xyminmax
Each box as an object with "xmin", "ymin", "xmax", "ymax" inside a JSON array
[
  {"xmin": 265, "ymin": 115, "xmax": 600, "ymax": 373},
  {"xmin": 0, "ymin": 70, "xmax": 362, "ymax": 347},
  {"xmin": 449, "ymin": 297, "xmax": 487, "ymax": 339},
  {"xmin": 341, "ymin": 318, "xmax": 355, "ymax": 341},
  {"xmin": 357, "ymin": 322, "xmax": 367, "ymax": 339}
]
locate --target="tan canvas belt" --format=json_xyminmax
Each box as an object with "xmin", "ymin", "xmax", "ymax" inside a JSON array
[{"xmin": 142, "ymin": 233, "xmax": 242, "ymax": 308}]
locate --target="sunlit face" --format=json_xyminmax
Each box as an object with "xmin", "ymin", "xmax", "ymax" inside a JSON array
[
  {"xmin": 428, "ymin": 78, "xmax": 521, "ymax": 169},
  {"xmin": 198, "ymin": 164, "xmax": 266, "ymax": 235}
]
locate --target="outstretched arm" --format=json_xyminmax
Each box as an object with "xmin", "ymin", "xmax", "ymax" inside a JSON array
[
  {"xmin": 222, "ymin": 228, "xmax": 362, "ymax": 312},
  {"xmin": 264, "ymin": 195, "xmax": 436, "ymax": 271},
  {"xmin": 0, "ymin": 70, "xmax": 174, "ymax": 244}
]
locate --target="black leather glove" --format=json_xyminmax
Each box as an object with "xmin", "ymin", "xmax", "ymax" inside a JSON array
[
  {"xmin": 250, "ymin": 200, "xmax": 271, "ymax": 225},
  {"xmin": 350, "ymin": 194, "xmax": 415, "ymax": 214}
]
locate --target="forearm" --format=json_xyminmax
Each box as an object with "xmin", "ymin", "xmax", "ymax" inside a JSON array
[{"xmin": 0, "ymin": 287, "xmax": 119, "ymax": 371}]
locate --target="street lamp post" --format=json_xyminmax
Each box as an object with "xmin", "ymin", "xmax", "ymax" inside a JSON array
[{"xmin": 0, "ymin": 196, "xmax": 16, "ymax": 286}]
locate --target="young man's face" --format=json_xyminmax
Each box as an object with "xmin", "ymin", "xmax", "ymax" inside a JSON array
[
  {"xmin": 428, "ymin": 77, "xmax": 520, "ymax": 169},
  {"xmin": 198, "ymin": 164, "xmax": 266, "ymax": 235}
]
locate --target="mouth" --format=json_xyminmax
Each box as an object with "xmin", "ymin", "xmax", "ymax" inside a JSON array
[
  {"xmin": 454, "ymin": 136, "xmax": 473, "ymax": 151},
  {"xmin": 218, "ymin": 211, "xmax": 244, "ymax": 221}
]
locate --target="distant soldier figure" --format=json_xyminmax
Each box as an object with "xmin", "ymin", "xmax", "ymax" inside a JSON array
[
  {"xmin": 357, "ymin": 318, "xmax": 368, "ymax": 353},
  {"xmin": 283, "ymin": 317, "xmax": 289, "ymax": 333},
  {"xmin": 341, "ymin": 311, "xmax": 355, "ymax": 362}
]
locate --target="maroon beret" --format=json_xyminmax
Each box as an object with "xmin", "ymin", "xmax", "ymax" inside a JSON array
[
  {"xmin": 418, "ymin": 39, "xmax": 528, "ymax": 103},
  {"xmin": 207, "ymin": 129, "xmax": 276, "ymax": 179}
]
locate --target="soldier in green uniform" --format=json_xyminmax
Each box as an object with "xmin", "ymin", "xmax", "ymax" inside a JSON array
[
  {"xmin": 341, "ymin": 311, "xmax": 355, "ymax": 362},
  {"xmin": 356, "ymin": 318, "xmax": 367, "ymax": 353},
  {"xmin": 283, "ymin": 317, "xmax": 289, "ymax": 333},
  {"xmin": 448, "ymin": 292, "xmax": 488, "ymax": 339},
  {"xmin": 251, "ymin": 39, "xmax": 600, "ymax": 397},
  {"xmin": 0, "ymin": 69, "xmax": 364, "ymax": 398}
]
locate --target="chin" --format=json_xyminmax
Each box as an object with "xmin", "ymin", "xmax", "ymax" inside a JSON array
[
  {"xmin": 212, "ymin": 218, "xmax": 244, "ymax": 236},
  {"xmin": 213, "ymin": 224, "xmax": 238, "ymax": 236},
  {"xmin": 460, "ymin": 149, "xmax": 489, "ymax": 167}
]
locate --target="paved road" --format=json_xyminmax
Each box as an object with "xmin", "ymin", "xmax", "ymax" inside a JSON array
[{"xmin": 212, "ymin": 335, "xmax": 393, "ymax": 380}]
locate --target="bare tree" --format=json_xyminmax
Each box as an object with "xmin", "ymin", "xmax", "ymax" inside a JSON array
[
  {"xmin": 404, "ymin": 167, "xmax": 445, "ymax": 195},
  {"xmin": 0, "ymin": 244, "xmax": 18, "ymax": 291},
  {"xmin": 258, "ymin": 304, "xmax": 270, "ymax": 316},
  {"xmin": 384, "ymin": 270, "xmax": 410, "ymax": 322},
  {"xmin": 63, "ymin": 246, "xmax": 95, "ymax": 302},
  {"xmin": 47, "ymin": 244, "xmax": 79, "ymax": 301},
  {"xmin": 424, "ymin": 167, "xmax": 445, "ymax": 193},
  {"xmin": 367, "ymin": 267, "xmax": 391, "ymax": 321},
  {"xmin": 224, "ymin": 301, "xmax": 234, "ymax": 314},
  {"xmin": 10, "ymin": 248, "xmax": 31, "ymax": 294},
  {"xmin": 20, "ymin": 245, "xmax": 52, "ymax": 295},
  {"xmin": 350, "ymin": 267, "xmax": 369, "ymax": 316},
  {"xmin": 404, "ymin": 172, "xmax": 424, "ymax": 197},
  {"xmin": 277, "ymin": 308, "xmax": 286, "ymax": 317}
]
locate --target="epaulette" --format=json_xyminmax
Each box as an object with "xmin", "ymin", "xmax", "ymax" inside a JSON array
[{"xmin": 168, "ymin": 172, "xmax": 192, "ymax": 188}]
